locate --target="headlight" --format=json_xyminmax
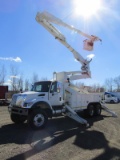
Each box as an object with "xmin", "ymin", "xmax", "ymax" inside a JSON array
[
  {"xmin": 23, "ymin": 102, "xmax": 34, "ymax": 107},
  {"xmin": 16, "ymin": 95, "xmax": 27, "ymax": 107},
  {"xmin": 23, "ymin": 99, "xmax": 36, "ymax": 107}
]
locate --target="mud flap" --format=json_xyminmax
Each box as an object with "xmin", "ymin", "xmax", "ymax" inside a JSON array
[
  {"xmin": 65, "ymin": 105, "xmax": 89, "ymax": 127},
  {"xmin": 101, "ymin": 103, "xmax": 117, "ymax": 117}
]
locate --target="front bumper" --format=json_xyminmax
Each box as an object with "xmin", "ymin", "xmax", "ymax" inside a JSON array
[{"xmin": 8, "ymin": 106, "xmax": 28, "ymax": 116}]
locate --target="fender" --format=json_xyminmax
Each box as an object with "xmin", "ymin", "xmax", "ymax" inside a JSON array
[
  {"xmin": 87, "ymin": 102, "xmax": 101, "ymax": 108},
  {"xmin": 30, "ymin": 101, "xmax": 53, "ymax": 117}
]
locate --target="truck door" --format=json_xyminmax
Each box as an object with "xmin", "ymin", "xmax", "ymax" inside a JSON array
[
  {"xmin": 49, "ymin": 81, "xmax": 64, "ymax": 106},
  {"xmin": 105, "ymin": 94, "xmax": 111, "ymax": 103}
]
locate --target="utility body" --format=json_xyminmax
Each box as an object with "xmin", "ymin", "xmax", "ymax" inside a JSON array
[{"xmin": 8, "ymin": 11, "xmax": 117, "ymax": 129}]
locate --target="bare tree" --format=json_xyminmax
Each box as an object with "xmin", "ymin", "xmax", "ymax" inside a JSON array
[
  {"xmin": 91, "ymin": 84, "xmax": 97, "ymax": 92},
  {"xmin": 9, "ymin": 65, "xmax": 19, "ymax": 91},
  {"xmin": 0, "ymin": 65, "xmax": 7, "ymax": 85},
  {"xmin": 24, "ymin": 79, "xmax": 30, "ymax": 91},
  {"xmin": 114, "ymin": 75, "xmax": 120, "ymax": 91},
  {"xmin": 86, "ymin": 83, "xmax": 105, "ymax": 93},
  {"xmin": 105, "ymin": 78, "xmax": 114, "ymax": 92},
  {"xmin": 75, "ymin": 81, "xmax": 84, "ymax": 87},
  {"xmin": 17, "ymin": 76, "xmax": 24, "ymax": 92},
  {"xmin": 31, "ymin": 73, "xmax": 39, "ymax": 84}
]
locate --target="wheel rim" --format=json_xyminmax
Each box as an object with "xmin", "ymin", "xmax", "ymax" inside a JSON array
[
  {"xmin": 90, "ymin": 109, "xmax": 94, "ymax": 116},
  {"xmin": 97, "ymin": 108, "xmax": 101, "ymax": 115},
  {"xmin": 88, "ymin": 105, "xmax": 94, "ymax": 116},
  {"xmin": 33, "ymin": 114, "xmax": 45, "ymax": 127},
  {"xmin": 110, "ymin": 100, "xmax": 114, "ymax": 103}
]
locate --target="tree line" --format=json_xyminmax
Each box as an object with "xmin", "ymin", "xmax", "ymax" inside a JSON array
[
  {"xmin": 75, "ymin": 75, "xmax": 120, "ymax": 93},
  {"xmin": 0, "ymin": 64, "xmax": 120, "ymax": 92},
  {"xmin": 0, "ymin": 64, "xmax": 47, "ymax": 91}
]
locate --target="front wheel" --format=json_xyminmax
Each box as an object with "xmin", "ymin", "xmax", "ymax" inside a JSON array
[
  {"xmin": 11, "ymin": 114, "xmax": 26, "ymax": 124},
  {"xmin": 110, "ymin": 100, "xmax": 114, "ymax": 104},
  {"xmin": 28, "ymin": 110, "xmax": 48, "ymax": 130}
]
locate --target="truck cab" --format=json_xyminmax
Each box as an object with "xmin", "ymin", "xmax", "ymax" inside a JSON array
[
  {"xmin": 8, "ymin": 80, "xmax": 66, "ymax": 129},
  {"xmin": 9, "ymin": 80, "xmax": 64, "ymax": 109},
  {"xmin": 103, "ymin": 92, "xmax": 119, "ymax": 103},
  {"xmin": 31, "ymin": 81, "xmax": 64, "ymax": 107}
]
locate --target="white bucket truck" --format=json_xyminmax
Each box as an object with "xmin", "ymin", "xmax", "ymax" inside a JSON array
[{"xmin": 8, "ymin": 11, "xmax": 117, "ymax": 129}]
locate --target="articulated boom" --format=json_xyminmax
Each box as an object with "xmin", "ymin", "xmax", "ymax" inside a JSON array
[{"xmin": 36, "ymin": 11, "xmax": 101, "ymax": 81}]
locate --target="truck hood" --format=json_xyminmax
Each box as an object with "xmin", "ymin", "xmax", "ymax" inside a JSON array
[
  {"xmin": 21, "ymin": 91, "xmax": 47, "ymax": 101},
  {"xmin": 21, "ymin": 91, "xmax": 44, "ymax": 96},
  {"xmin": 11, "ymin": 91, "xmax": 48, "ymax": 106}
]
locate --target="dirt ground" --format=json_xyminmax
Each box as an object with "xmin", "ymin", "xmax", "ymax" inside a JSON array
[{"xmin": 0, "ymin": 104, "xmax": 120, "ymax": 160}]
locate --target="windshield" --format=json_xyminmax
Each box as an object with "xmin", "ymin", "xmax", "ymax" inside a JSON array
[
  {"xmin": 31, "ymin": 81, "xmax": 52, "ymax": 92},
  {"xmin": 111, "ymin": 95, "xmax": 116, "ymax": 97}
]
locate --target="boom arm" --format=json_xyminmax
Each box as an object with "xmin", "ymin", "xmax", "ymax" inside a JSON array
[{"xmin": 36, "ymin": 11, "xmax": 101, "ymax": 80}]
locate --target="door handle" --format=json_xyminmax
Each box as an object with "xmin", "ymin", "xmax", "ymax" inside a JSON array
[{"xmin": 59, "ymin": 97, "xmax": 61, "ymax": 101}]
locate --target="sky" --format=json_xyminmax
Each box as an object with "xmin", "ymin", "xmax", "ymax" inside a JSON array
[{"xmin": 0, "ymin": 0, "xmax": 120, "ymax": 87}]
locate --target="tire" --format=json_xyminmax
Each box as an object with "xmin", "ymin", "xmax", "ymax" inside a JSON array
[
  {"xmin": 87, "ymin": 104, "xmax": 94, "ymax": 117},
  {"xmin": 94, "ymin": 104, "xmax": 101, "ymax": 116},
  {"xmin": 110, "ymin": 100, "xmax": 114, "ymax": 104},
  {"xmin": 11, "ymin": 114, "xmax": 26, "ymax": 124},
  {"xmin": 28, "ymin": 109, "xmax": 48, "ymax": 130}
]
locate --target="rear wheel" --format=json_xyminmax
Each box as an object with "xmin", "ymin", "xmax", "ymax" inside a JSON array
[
  {"xmin": 94, "ymin": 104, "xmax": 101, "ymax": 116},
  {"xmin": 28, "ymin": 109, "xmax": 48, "ymax": 130},
  {"xmin": 87, "ymin": 104, "xmax": 94, "ymax": 117},
  {"xmin": 11, "ymin": 114, "xmax": 26, "ymax": 124}
]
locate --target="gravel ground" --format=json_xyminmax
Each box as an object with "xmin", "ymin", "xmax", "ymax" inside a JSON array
[{"xmin": 0, "ymin": 104, "xmax": 120, "ymax": 160}]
